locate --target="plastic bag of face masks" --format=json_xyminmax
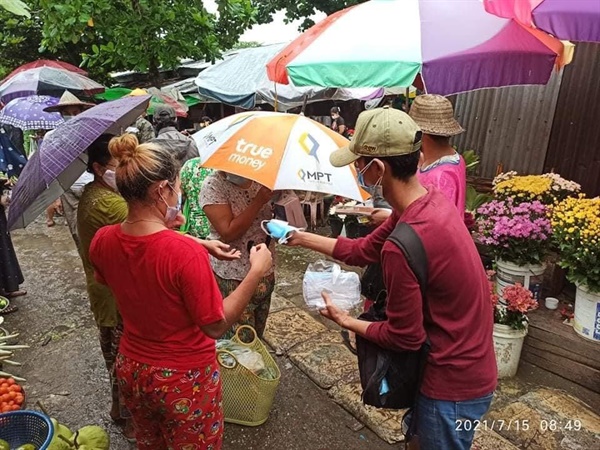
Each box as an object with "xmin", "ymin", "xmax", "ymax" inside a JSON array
[
  {"xmin": 216, "ymin": 340, "xmax": 267, "ymax": 376},
  {"xmin": 303, "ymin": 260, "xmax": 361, "ymax": 311}
]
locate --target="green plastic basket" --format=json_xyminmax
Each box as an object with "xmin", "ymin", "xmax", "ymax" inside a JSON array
[{"xmin": 217, "ymin": 325, "xmax": 281, "ymax": 426}]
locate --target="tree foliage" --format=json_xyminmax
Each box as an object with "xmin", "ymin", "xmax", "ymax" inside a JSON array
[
  {"xmin": 255, "ymin": 0, "xmax": 366, "ymax": 30},
  {"xmin": 40, "ymin": 0, "xmax": 256, "ymax": 86}
]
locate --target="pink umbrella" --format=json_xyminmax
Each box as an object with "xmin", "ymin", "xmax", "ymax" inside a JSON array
[
  {"xmin": 2, "ymin": 59, "xmax": 88, "ymax": 82},
  {"xmin": 484, "ymin": 0, "xmax": 600, "ymax": 43}
]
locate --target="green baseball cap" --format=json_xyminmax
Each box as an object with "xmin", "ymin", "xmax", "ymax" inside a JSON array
[{"xmin": 330, "ymin": 106, "xmax": 422, "ymax": 168}]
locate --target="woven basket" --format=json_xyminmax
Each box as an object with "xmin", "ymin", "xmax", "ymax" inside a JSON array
[{"xmin": 217, "ymin": 326, "xmax": 281, "ymax": 426}]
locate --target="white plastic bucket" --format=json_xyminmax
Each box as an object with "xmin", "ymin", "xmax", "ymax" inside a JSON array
[
  {"xmin": 492, "ymin": 324, "xmax": 527, "ymax": 378},
  {"xmin": 573, "ymin": 284, "xmax": 600, "ymax": 342},
  {"xmin": 496, "ymin": 260, "xmax": 546, "ymax": 302}
]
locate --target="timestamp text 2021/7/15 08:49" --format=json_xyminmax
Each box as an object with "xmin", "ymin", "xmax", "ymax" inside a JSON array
[{"xmin": 455, "ymin": 419, "xmax": 583, "ymax": 432}]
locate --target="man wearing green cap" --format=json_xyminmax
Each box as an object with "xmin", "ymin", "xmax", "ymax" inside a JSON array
[{"xmin": 288, "ymin": 106, "xmax": 496, "ymax": 450}]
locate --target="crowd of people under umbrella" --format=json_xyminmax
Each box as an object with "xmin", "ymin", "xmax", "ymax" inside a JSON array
[{"xmin": 1, "ymin": 74, "xmax": 493, "ymax": 449}]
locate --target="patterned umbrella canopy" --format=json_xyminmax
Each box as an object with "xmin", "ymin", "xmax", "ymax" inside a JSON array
[
  {"xmin": 0, "ymin": 130, "xmax": 27, "ymax": 178},
  {"xmin": 0, "ymin": 96, "xmax": 64, "ymax": 130},
  {"xmin": 267, "ymin": 0, "xmax": 565, "ymax": 94},
  {"xmin": 0, "ymin": 67, "xmax": 104, "ymax": 104},
  {"xmin": 7, "ymin": 95, "xmax": 151, "ymax": 230},
  {"xmin": 2, "ymin": 59, "xmax": 88, "ymax": 83}
]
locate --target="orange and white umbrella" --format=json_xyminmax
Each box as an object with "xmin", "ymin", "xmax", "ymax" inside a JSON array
[{"xmin": 192, "ymin": 111, "xmax": 369, "ymax": 201}]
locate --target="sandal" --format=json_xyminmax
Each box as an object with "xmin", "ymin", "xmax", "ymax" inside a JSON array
[
  {"xmin": 341, "ymin": 329, "xmax": 357, "ymax": 355},
  {"xmin": 0, "ymin": 304, "xmax": 18, "ymax": 315},
  {"xmin": 5, "ymin": 290, "xmax": 26, "ymax": 299}
]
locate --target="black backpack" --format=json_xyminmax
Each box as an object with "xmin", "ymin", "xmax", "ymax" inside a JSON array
[{"xmin": 355, "ymin": 222, "xmax": 430, "ymax": 417}]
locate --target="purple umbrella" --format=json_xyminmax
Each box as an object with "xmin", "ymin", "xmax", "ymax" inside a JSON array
[
  {"xmin": 7, "ymin": 95, "xmax": 151, "ymax": 230},
  {"xmin": 0, "ymin": 95, "xmax": 64, "ymax": 130},
  {"xmin": 485, "ymin": 0, "xmax": 600, "ymax": 43},
  {"xmin": 0, "ymin": 67, "xmax": 105, "ymax": 104}
]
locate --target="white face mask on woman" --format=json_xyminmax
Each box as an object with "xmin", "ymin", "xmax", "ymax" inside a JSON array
[
  {"xmin": 159, "ymin": 184, "xmax": 182, "ymax": 223},
  {"xmin": 102, "ymin": 169, "xmax": 118, "ymax": 191}
]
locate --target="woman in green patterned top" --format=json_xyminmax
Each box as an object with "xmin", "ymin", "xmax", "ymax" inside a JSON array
[{"xmin": 179, "ymin": 157, "xmax": 212, "ymax": 238}]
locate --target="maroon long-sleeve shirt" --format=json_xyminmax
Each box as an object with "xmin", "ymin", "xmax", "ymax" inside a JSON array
[{"xmin": 333, "ymin": 188, "xmax": 497, "ymax": 401}]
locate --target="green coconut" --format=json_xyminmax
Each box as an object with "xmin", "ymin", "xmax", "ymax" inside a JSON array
[
  {"xmin": 71, "ymin": 426, "xmax": 109, "ymax": 450},
  {"xmin": 15, "ymin": 445, "xmax": 36, "ymax": 450},
  {"xmin": 0, "ymin": 439, "xmax": 9, "ymax": 450},
  {"xmin": 51, "ymin": 418, "xmax": 74, "ymax": 439},
  {"xmin": 48, "ymin": 418, "xmax": 74, "ymax": 450}
]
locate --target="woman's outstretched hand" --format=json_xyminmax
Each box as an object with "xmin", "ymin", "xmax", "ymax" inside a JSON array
[{"xmin": 184, "ymin": 235, "xmax": 242, "ymax": 261}]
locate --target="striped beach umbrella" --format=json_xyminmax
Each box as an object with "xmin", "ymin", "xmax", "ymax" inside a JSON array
[{"xmin": 267, "ymin": 0, "xmax": 565, "ymax": 95}]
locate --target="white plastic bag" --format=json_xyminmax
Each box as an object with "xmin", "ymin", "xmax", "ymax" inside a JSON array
[
  {"xmin": 216, "ymin": 340, "xmax": 266, "ymax": 375},
  {"xmin": 303, "ymin": 260, "xmax": 361, "ymax": 311}
]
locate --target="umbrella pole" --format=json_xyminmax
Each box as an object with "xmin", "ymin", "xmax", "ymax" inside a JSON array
[{"xmin": 274, "ymin": 82, "xmax": 279, "ymax": 112}]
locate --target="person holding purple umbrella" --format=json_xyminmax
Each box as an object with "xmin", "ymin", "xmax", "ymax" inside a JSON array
[
  {"xmin": 76, "ymin": 134, "xmax": 135, "ymax": 440},
  {"xmin": 43, "ymin": 91, "xmax": 95, "ymax": 247}
]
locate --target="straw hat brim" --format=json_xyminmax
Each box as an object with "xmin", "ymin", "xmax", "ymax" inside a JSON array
[
  {"xmin": 43, "ymin": 101, "xmax": 95, "ymax": 113},
  {"xmin": 417, "ymin": 120, "xmax": 465, "ymax": 137}
]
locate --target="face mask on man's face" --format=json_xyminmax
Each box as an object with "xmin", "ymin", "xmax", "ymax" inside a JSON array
[{"xmin": 357, "ymin": 160, "xmax": 383, "ymax": 194}]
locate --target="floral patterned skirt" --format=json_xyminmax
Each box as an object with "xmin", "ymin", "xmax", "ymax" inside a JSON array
[
  {"xmin": 116, "ymin": 354, "xmax": 223, "ymax": 450},
  {"xmin": 214, "ymin": 272, "xmax": 275, "ymax": 340}
]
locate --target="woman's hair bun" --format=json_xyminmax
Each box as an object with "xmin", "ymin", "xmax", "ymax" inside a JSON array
[{"xmin": 109, "ymin": 133, "xmax": 140, "ymax": 162}]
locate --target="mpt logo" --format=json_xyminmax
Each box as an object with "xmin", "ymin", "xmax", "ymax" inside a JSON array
[
  {"xmin": 298, "ymin": 169, "xmax": 332, "ymax": 184},
  {"xmin": 299, "ymin": 132, "xmax": 320, "ymax": 162}
]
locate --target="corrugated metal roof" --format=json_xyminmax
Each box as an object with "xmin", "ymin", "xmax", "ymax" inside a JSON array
[
  {"xmin": 544, "ymin": 43, "xmax": 600, "ymax": 197},
  {"xmin": 450, "ymin": 70, "xmax": 563, "ymax": 178}
]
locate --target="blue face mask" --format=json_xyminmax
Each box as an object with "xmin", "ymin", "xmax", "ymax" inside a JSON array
[{"xmin": 357, "ymin": 160, "xmax": 383, "ymax": 196}]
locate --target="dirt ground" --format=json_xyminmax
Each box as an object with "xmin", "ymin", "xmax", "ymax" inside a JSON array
[
  {"xmin": 3, "ymin": 218, "xmax": 393, "ymax": 450},
  {"xmin": 3, "ymin": 216, "xmax": 598, "ymax": 449}
]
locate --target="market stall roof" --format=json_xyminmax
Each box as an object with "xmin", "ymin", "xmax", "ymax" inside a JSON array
[{"xmin": 194, "ymin": 43, "xmax": 384, "ymax": 111}]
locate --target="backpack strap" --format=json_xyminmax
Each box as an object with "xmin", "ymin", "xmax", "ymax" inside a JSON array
[
  {"xmin": 386, "ymin": 222, "xmax": 429, "ymax": 444},
  {"xmin": 386, "ymin": 222, "xmax": 428, "ymax": 297}
]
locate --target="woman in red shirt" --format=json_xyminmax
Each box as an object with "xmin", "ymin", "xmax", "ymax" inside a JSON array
[{"xmin": 89, "ymin": 134, "xmax": 272, "ymax": 450}]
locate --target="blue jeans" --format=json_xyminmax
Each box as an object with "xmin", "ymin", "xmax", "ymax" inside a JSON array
[{"xmin": 410, "ymin": 392, "xmax": 494, "ymax": 450}]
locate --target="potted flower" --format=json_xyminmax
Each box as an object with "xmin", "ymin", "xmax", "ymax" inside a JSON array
[
  {"xmin": 476, "ymin": 198, "xmax": 552, "ymax": 301},
  {"xmin": 493, "ymin": 171, "xmax": 581, "ymax": 205},
  {"xmin": 488, "ymin": 274, "xmax": 538, "ymax": 378},
  {"xmin": 552, "ymin": 196, "xmax": 600, "ymax": 342}
]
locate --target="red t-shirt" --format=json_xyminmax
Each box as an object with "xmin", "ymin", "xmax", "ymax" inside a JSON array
[
  {"xmin": 333, "ymin": 188, "xmax": 497, "ymax": 401},
  {"xmin": 89, "ymin": 226, "xmax": 224, "ymax": 370}
]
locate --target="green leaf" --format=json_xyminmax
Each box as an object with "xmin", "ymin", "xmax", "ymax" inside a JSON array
[{"xmin": 0, "ymin": 0, "xmax": 31, "ymax": 18}]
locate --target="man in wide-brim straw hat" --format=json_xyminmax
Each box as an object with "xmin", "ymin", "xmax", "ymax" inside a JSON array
[
  {"xmin": 42, "ymin": 91, "xmax": 95, "ymax": 247},
  {"xmin": 43, "ymin": 90, "xmax": 95, "ymax": 117},
  {"xmin": 409, "ymin": 94, "xmax": 468, "ymax": 223}
]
